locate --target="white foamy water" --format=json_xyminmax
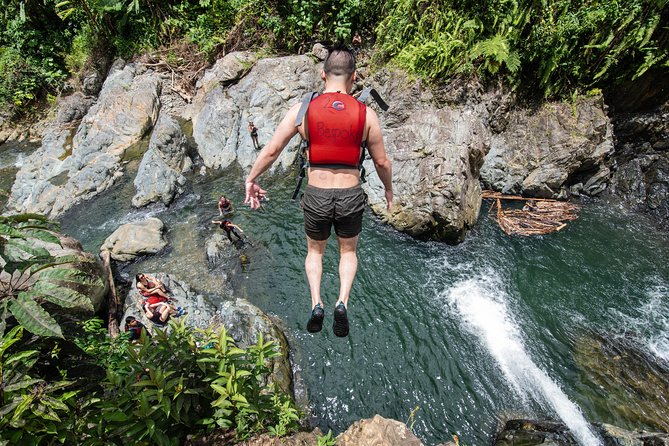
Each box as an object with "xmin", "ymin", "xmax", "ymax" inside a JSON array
[
  {"xmin": 14, "ymin": 153, "xmax": 25, "ymax": 168},
  {"xmin": 638, "ymin": 285, "xmax": 669, "ymax": 362},
  {"xmin": 447, "ymin": 276, "xmax": 601, "ymax": 446}
]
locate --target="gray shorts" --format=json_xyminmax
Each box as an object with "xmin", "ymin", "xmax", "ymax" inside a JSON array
[{"xmin": 300, "ymin": 185, "xmax": 366, "ymax": 240}]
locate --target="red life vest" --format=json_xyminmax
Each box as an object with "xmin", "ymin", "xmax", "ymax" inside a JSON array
[{"xmin": 306, "ymin": 92, "xmax": 366, "ymax": 169}]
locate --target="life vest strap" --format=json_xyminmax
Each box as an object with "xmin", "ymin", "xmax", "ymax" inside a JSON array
[
  {"xmin": 357, "ymin": 87, "xmax": 389, "ymax": 111},
  {"xmin": 295, "ymin": 92, "xmax": 318, "ymax": 127}
]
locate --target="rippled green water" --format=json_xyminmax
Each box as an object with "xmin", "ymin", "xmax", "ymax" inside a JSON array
[{"xmin": 55, "ymin": 165, "xmax": 669, "ymax": 446}]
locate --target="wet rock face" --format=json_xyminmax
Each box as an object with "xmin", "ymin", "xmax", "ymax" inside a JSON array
[
  {"xmin": 481, "ymin": 96, "xmax": 614, "ymax": 199},
  {"xmin": 365, "ymin": 70, "xmax": 485, "ymax": 243},
  {"xmin": 574, "ymin": 333, "xmax": 669, "ymax": 433},
  {"xmin": 609, "ymin": 102, "xmax": 669, "ymax": 229},
  {"xmin": 7, "ymin": 60, "xmax": 161, "ymax": 217},
  {"xmin": 132, "ymin": 113, "xmax": 191, "ymax": 207},
  {"xmin": 100, "ymin": 217, "xmax": 168, "ymax": 261},
  {"xmin": 494, "ymin": 420, "xmax": 578, "ymax": 445},
  {"xmin": 189, "ymin": 53, "xmax": 321, "ymax": 172},
  {"xmin": 495, "ymin": 419, "xmax": 669, "ymax": 446}
]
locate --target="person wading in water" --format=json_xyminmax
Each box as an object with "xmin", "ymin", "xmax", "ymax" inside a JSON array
[{"xmin": 243, "ymin": 45, "xmax": 393, "ymax": 337}]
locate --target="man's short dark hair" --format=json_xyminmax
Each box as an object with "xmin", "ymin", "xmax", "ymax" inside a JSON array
[
  {"xmin": 126, "ymin": 315, "xmax": 136, "ymax": 324},
  {"xmin": 324, "ymin": 45, "xmax": 356, "ymax": 77}
]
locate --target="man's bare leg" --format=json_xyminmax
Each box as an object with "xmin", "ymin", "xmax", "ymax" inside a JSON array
[
  {"xmin": 336, "ymin": 235, "xmax": 359, "ymax": 308},
  {"xmin": 305, "ymin": 236, "xmax": 327, "ymax": 309}
]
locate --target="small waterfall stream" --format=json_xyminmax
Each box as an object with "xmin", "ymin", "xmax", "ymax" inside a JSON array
[{"xmin": 447, "ymin": 275, "xmax": 602, "ymax": 446}]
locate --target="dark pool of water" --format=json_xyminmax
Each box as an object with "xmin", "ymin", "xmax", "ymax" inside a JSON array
[{"xmin": 58, "ymin": 166, "xmax": 669, "ymax": 445}]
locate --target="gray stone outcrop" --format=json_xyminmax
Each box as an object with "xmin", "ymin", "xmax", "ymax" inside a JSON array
[
  {"xmin": 187, "ymin": 54, "xmax": 321, "ymax": 171},
  {"xmin": 365, "ymin": 70, "xmax": 486, "ymax": 243},
  {"xmin": 100, "ymin": 217, "xmax": 167, "ymax": 261},
  {"xmin": 7, "ymin": 60, "xmax": 161, "ymax": 217},
  {"xmin": 609, "ymin": 101, "xmax": 669, "ymax": 229},
  {"xmin": 132, "ymin": 113, "xmax": 190, "ymax": 207},
  {"xmin": 122, "ymin": 273, "xmax": 292, "ymax": 396},
  {"xmin": 481, "ymin": 96, "xmax": 614, "ymax": 199},
  {"xmin": 194, "ymin": 51, "xmax": 258, "ymax": 96}
]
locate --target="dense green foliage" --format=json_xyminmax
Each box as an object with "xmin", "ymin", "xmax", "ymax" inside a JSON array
[
  {"xmin": 0, "ymin": 0, "xmax": 667, "ymax": 114},
  {"xmin": 0, "ymin": 214, "xmax": 104, "ymax": 338},
  {"xmin": 1, "ymin": 317, "xmax": 300, "ymax": 445},
  {"xmin": 377, "ymin": 0, "xmax": 668, "ymax": 96}
]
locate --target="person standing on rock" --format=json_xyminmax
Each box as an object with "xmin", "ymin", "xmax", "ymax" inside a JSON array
[
  {"xmin": 243, "ymin": 45, "xmax": 393, "ymax": 337},
  {"xmin": 248, "ymin": 121, "xmax": 260, "ymax": 150}
]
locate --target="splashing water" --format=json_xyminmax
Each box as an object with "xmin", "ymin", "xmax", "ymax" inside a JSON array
[
  {"xmin": 447, "ymin": 275, "xmax": 602, "ymax": 446},
  {"xmin": 637, "ymin": 285, "xmax": 669, "ymax": 363}
]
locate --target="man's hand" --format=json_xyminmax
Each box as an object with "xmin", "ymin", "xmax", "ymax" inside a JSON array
[
  {"xmin": 244, "ymin": 181, "xmax": 267, "ymax": 210},
  {"xmin": 385, "ymin": 189, "xmax": 393, "ymax": 211}
]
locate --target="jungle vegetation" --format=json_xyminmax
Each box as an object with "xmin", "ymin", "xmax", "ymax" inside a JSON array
[{"xmin": 0, "ymin": 0, "xmax": 667, "ymax": 116}]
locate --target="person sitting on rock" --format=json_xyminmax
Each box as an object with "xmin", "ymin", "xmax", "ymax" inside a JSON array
[
  {"xmin": 218, "ymin": 195, "xmax": 234, "ymax": 216},
  {"xmin": 124, "ymin": 316, "xmax": 150, "ymax": 341},
  {"xmin": 143, "ymin": 301, "xmax": 185, "ymax": 327},
  {"xmin": 136, "ymin": 273, "xmax": 170, "ymax": 301},
  {"xmin": 212, "ymin": 219, "xmax": 244, "ymax": 244}
]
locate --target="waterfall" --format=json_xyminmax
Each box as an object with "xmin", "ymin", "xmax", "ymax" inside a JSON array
[{"xmin": 447, "ymin": 276, "xmax": 602, "ymax": 446}]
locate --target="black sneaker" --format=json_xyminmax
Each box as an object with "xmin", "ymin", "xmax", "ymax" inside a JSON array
[
  {"xmin": 333, "ymin": 302, "xmax": 349, "ymax": 337},
  {"xmin": 306, "ymin": 303, "xmax": 324, "ymax": 333}
]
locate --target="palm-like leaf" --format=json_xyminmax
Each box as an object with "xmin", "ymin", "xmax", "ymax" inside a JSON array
[{"xmin": 1, "ymin": 214, "xmax": 102, "ymax": 338}]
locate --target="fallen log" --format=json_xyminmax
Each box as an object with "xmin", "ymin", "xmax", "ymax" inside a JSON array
[{"xmin": 100, "ymin": 250, "xmax": 121, "ymax": 338}]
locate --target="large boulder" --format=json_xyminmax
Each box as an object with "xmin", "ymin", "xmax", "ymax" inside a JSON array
[
  {"xmin": 480, "ymin": 96, "xmax": 614, "ymax": 198},
  {"xmin": 188, "ymin": 54, "xmax": 321, "ymax": 171},
  {"xmin": 364, "ymin": 70, "xmax": 486, "ymax": 243},
  {"xmin": 122, "ymin": 272, "xmax": 217, "ymax": 330},
  {"xmin": 132, "ymin": 112, "xmax": 190, "ymax": 207},
  {"xmin": 7, "ymin": 60, "xmax": 161, "ymax": 217},
  {"xmin": 494, "ymin": 420, "xmax": 577, "ymax": 445},
  {"xmin": 336, "ymin": 415, "xmax": 424, "ymax": 446},
  {"xmin": 100, "ymin": 217, "xmax": 167, "ymax": 261},
  {"xmin": 194, "ymin": 51, "xmax": 258, "ymax": 96},
  {"xmin": 215, "ymin": 298, "xmax": 292, "ymax": 395}
]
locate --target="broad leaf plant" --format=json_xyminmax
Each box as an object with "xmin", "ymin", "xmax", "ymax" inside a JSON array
[{"xmin": 0, "ymin": 214, "xmax": 104, "ymax": 338}]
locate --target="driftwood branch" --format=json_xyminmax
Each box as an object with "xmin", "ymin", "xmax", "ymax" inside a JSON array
[
  {"xmin": 101, "ymin": 250, "xmax": 121, "ymax": 338},
  {"xmin": 483, "ymin": 190, "xmax": 580, "ymax": 236}
]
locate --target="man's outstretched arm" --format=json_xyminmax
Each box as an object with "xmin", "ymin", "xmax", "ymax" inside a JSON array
[
  {"xmin": 244, "ymin": 103, "xmax": 300, "ymax": 209},
  {"xmin": 365, "ymin": 108, "xmax": 393, "ymax": 210}
]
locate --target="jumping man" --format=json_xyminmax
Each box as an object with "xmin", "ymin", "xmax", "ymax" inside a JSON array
[{"xmin": 243, "ymin": 45, "xmax": 393, "ymax": 337}]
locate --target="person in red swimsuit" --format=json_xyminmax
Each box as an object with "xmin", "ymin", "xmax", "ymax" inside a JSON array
[{"xmin": 136, "ymin": 273, "xmax": 169, "ymax": 303}]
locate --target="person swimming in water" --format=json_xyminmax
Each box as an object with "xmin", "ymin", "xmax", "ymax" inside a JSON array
[{"xmin": 212, "ymin": 219, "xmax": 244, "ymax": 243}]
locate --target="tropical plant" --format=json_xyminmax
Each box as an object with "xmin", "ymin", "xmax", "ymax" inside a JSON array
[
  {"xmin": 0, "ymin": 214, "xmax": 104, "ymax": 338},
  {"xmin": 317, "ymin": 430, "xmax": 337, "ymax": 446},
  {"xmin": 80, "ymin": 317, "xmax": 301, "ymax": 445},
  {"xmin": 0, "ymin": 325, "xmax": 79, "ymax": 445}
]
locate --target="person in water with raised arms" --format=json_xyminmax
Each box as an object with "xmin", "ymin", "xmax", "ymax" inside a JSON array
[{"xmin": 243, "ymin": 45, "xmax": 393, "ymax": 337}]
